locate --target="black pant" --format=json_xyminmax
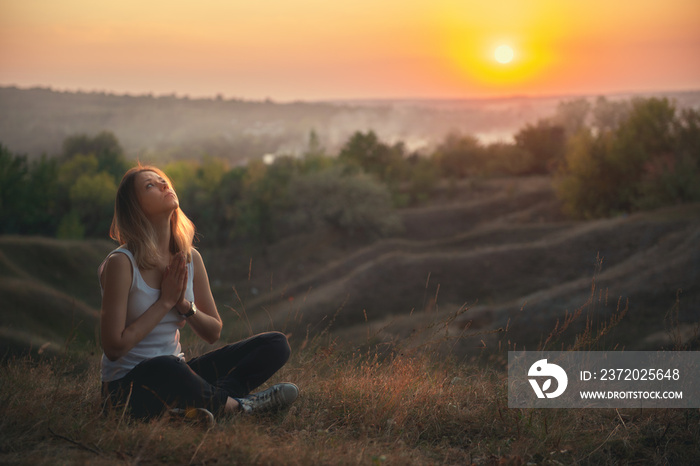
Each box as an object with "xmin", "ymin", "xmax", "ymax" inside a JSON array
[{"xmin": 103, "ymin": 332, "xmax": 291, "ymax": 419}]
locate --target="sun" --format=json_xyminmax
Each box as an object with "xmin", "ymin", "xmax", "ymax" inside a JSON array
[{"xmin": 494, "ymin": 45, "xmax": 515, "ymax": 64}]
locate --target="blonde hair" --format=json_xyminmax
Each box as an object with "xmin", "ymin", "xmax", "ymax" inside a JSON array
[{"xmin": 110, "ymin": 164, "xmax": 195, "ymax": 269}]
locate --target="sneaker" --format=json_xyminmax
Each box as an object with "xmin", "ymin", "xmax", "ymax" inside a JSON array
[
  {"xmin": 238, "ymin": 383, "xmax": 299, "ymax": 414},
  {"xmin": 169, "ymin": 407, "xmax": 216, "ymax": 428}
]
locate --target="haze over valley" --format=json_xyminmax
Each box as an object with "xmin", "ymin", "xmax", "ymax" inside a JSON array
[{"xmin": 3, "ymin": 86, "xmax": 699, "ymax": 165}]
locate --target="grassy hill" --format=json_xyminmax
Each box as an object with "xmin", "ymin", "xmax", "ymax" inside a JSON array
[
  {"xmin": 2, "ymin": 176, "xmax": 700, "ymax": 464},
  {"xmin": 202, "ymin": 176, "xmax": 699, "ymax": 355},
  {"xmin": 0, "ymin": 236, "xmax": 113, "ymax": 357},
  {"xmin": 3, "ymin": 175, "xmax": 698, "ymax": 359}
]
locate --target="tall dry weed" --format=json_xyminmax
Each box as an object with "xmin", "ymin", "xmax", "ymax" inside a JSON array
[{"xmin": 2, "ymin": 275, "xmax": 699, "ymax": 464}]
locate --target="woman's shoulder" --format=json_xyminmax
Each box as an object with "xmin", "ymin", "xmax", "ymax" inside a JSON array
[
  {"xmin": 98, "ymin": 249, "xmax": 134, "ymax": 289},
  {"xmin": 190, "ymin": 248, "xmax": 209, "ymax": 276},
  {"xmin": 99, "ymin": 247, "xmax": 135, "ymax": 270},
  {"xmin": 105, "ymin": 250, "xmax": 133, "ymax": 267},
  {"xmin": 111, "ymin": 245, "xmax": 134, "ymax": 258},
  {"xmin": 103, "ymin": 248, "xmax": 134, "ymax": 273}
]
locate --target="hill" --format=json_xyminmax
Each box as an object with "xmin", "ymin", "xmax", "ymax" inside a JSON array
[
  {"xmin": 0, "ymin": 237, "xmax": 113, "ymax": 357},
  {"xmin": 2, "ymin": 175, "xmax": 698, "ymax": 358},
  {"xmin": 203, "ymin": 176, "xmax": 700, "ymax": 354}
]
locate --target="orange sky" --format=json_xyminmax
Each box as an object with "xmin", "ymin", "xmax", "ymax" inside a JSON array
[{"xmin": 1, "ymin": 0, "xmax": 699, "ymax": 101}]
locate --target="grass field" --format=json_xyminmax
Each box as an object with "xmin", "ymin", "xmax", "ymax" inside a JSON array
[
  {"xmin": 204, "ymin": 176, "xmax": 700, "ymax": 355},
  {"xmin": 2, "ymin": 316, "xmax": 699, "ymax": 465},
  {"xmin": 2, "ymin": 175, "xmax": 699, "ymax": 464}
]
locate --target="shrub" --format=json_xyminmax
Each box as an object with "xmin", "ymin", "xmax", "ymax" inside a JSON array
[
  {"xmin": 556, "ymin": 97, "xmax": 700, "ymax": 218},
  {"xmin": 0, "ymin": 145, "xmax": 60, "ymax": 235},
  {"xmin": 285, "ymin": 166, "xmax": 403, "ymax": 239},
  {"xmin": 432, "ymin": 132, "xmax": 484, "ymax": 178},
  {"xmin": 338, "ymin": 131, "xmax": 405, "ymax": 184},
  {"xmin": 514, "ymin": 120, "xmax": 567, "ymax": 174}
]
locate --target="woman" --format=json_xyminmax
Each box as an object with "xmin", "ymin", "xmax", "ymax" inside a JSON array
[{"xmin": 100, "ymin": 164, "xmax": 298, "ymax": 423}]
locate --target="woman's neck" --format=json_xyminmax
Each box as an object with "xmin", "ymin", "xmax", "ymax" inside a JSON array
[{"xmin": 151, "ymin": 214, "xmax": 173, "ymax": 258}]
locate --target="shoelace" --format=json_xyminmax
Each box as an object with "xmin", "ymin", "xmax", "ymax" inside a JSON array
[{"xmin": 252, "ymin": 386, "xmax": 279, "ymax": 406}]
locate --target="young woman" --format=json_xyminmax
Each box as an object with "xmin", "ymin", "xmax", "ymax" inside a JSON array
[{"xmin": 100, "ymin": 164, "xmax": 298, "ymax": 422}]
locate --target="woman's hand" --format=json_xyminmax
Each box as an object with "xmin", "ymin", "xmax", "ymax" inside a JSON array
[
  {"xmin": 160, "ymin": 252, "xmax": 187, "ymax": 309},
  {"xmin": 175, "ymin": 264, "xmax": 190, "ymax": 314},
  {"xmin": 101, "ymin": 251, "xmax": 188, "ymax": 362},
  {"xmin": 181, "ymin": 249, "xmax": 223, "ymax": 344}
]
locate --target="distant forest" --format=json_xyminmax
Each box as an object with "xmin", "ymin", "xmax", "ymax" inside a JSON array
[
  {"xmin": 2, "ymin": 91, "xmax": 699, "ymax": 246},
  {"xmin": 2, "ymin": 86, "xmax": 699, "ymax": 164}
]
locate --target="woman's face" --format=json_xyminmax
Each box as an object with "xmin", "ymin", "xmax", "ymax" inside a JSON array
[{"xmin": 135, "ymin": 170, "xmax": 179, "ymax": 219}]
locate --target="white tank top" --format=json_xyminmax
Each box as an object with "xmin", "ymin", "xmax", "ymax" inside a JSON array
[{"xmin": 99, "ymin": 247, "xmax": 193, "ymax": 382}]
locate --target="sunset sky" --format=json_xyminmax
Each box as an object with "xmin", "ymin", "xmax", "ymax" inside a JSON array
[{"xmin": 1, "ymin": 0, "xmax": 699, "ymax": 101}]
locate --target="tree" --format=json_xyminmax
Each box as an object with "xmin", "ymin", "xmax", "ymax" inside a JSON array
[
  {"xmin": 514, "ymin": 120, "xmax": 567, "ymax": 174},
  {"xmin": 163, "ymin": 157, "xmax": 236, "ymax": 244},
  {"xmin": 0, "ymin": 145, "xmax": 59, "ymax": 235},
  {"xmin": 58, "ymin": 153, "xmax": 99, "ymax": 186},
  {"xmin": 23, "ymin": 155, "xmax": 59, "ymax": 234},
  {"xmin": 233, "ymin": 158, "xmax": 296, "ymax": 244},
  {"xmin": 674, "ymin": 107, "xmax": 700, "ymax": 160},
  {"xmin": 432, "ymin": 132, "xmax": 484, "ymax": 178},
  {"xmin": 62, "ymin": 131, "xmax": 129, "ymax": 180},
  {"xmin": 301, "ymin": 130, "xmax": 334, "ymax": 174},
  {"xmin": 404, "ymin": 155, "xmax": 439, "ymax": 205},
  {"xmin": 555, "ymin": 129, "xmax": 620, "ymax": 218},
  {"xmin": 285, "ymin": 166, "xmax": 402, "ymax": 239},
  {"xmin": 303, "ymin": 129, "xmax": 325, "ymax": 159},
  {"xmin": 53, "ymin": 132, "xmax": 128, "ymax": 237},
  {"xmin": 215, "ymin": 167, "xmax": 246, "ymax": 243},
  {"xmin": 338, "ymin": 131, "xmax": 405, "ymax": 183},
  {"xmin": 553, "ymin": 98, "xmax": 591, "ymax": 137},
  {"xmin": 591, "ymin": 96, "xmax": 631, "ymax": 133},
  {"xmin": 556, "ymin": 97, "xmax": 700, "ymax": 217},
  {"xmin": 482, "ymin": 142, "xmax": 532, "ymax": 176},
  {"xmin": 67, "ymin": 171, "xmax": 118, "ymax": 238},
  {"xmin": 0, "ymin": 144, "xmax": 29, "ymax": 233}
]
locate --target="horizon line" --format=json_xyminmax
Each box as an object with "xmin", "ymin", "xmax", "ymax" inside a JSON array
[{"xmin": 2, "ymin": 83, "xmax": 699, "ymax": 106}]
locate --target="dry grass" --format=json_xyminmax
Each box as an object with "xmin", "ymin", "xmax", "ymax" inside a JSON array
[
  {"xmin": 2, "ymin": 181, "xmax": 699, "ymax": 464},
  {"xmin": 3, "ymin": 228, "xmax": 700, "ymax": 464},
  {"xmin": 2, "ymin": 312, "xmax": 699, "ymax": 466}
]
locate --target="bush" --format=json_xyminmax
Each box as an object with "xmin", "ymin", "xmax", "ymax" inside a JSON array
[
  {"xmin": 61, "ymin": 131, "xmax": 129, "ymax": 181},
  {"xmin": 555, "ymin": 130, "xmax": 621, "ymax": 218},
  {"xmin": 482, "ymin": 142, "xmax": 533, "ymax": 176},
  {"xmin": 285, "ymin": 166, "xmax": 403, "ymax": 239},
  {"xmin": 432, "ymin": 132, "xmax": 484, "ymax": 178},
  {"xmin": 338, "ymin": 131, "xmax": 405, "ymax": 184},
  {"xmin": 0, "ymin": 145, "xmax": 60, "ymax": 235},
  {"xmin": 556, "ymin": 97, "xmax": 700, "ymax": 218},
  {"xmin": 69, "ymin": 171, "xmax": 118, "ymax": 237},
  {"xmin": 514, "ymin": 119, "xmax": 567, "ymax": 174},
  {"xmin": 403, "ymin": 155, "xmax": 439, "ymax": 205}
]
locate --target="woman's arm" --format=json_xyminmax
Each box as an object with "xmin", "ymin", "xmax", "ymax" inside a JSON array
[
  {"xmin": 175, "ymin": 249, "xmax": 223, "ymax": 345},
  {"xmin": 100, "ymin": 252, "xmax": 188, "ymax": 361}
]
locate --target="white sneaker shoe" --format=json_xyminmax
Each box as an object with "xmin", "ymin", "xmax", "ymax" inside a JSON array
[{"xmin": 238, "ymin": 383, "xmax": 299, "ymax": 414}]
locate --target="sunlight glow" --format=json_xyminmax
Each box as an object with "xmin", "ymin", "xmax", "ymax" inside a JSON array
[
  {"xmin": 1, "ymin": 0, "xmax": 698, "ymax": 99},
  {"xmin": 494, "ymin": 45, "xmax": 514, "ymax": 64}
]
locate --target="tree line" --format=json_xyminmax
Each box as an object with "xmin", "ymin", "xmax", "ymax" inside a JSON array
[{"xmin": 1, "ymin": 96, "xmax": 698, "ymax": 246}]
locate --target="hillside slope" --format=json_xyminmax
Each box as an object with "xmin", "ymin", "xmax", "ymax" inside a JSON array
[
  {"xmin": 3, "ymin": 176, "xmax": 698, "ymax": 357},
  {"xmin": 222, "ymin": 177, "xmax": 700, "ymax": 352},
  {"xmin": 0, "ymin": 237, "xmax": 113, "ymax": 357}
]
